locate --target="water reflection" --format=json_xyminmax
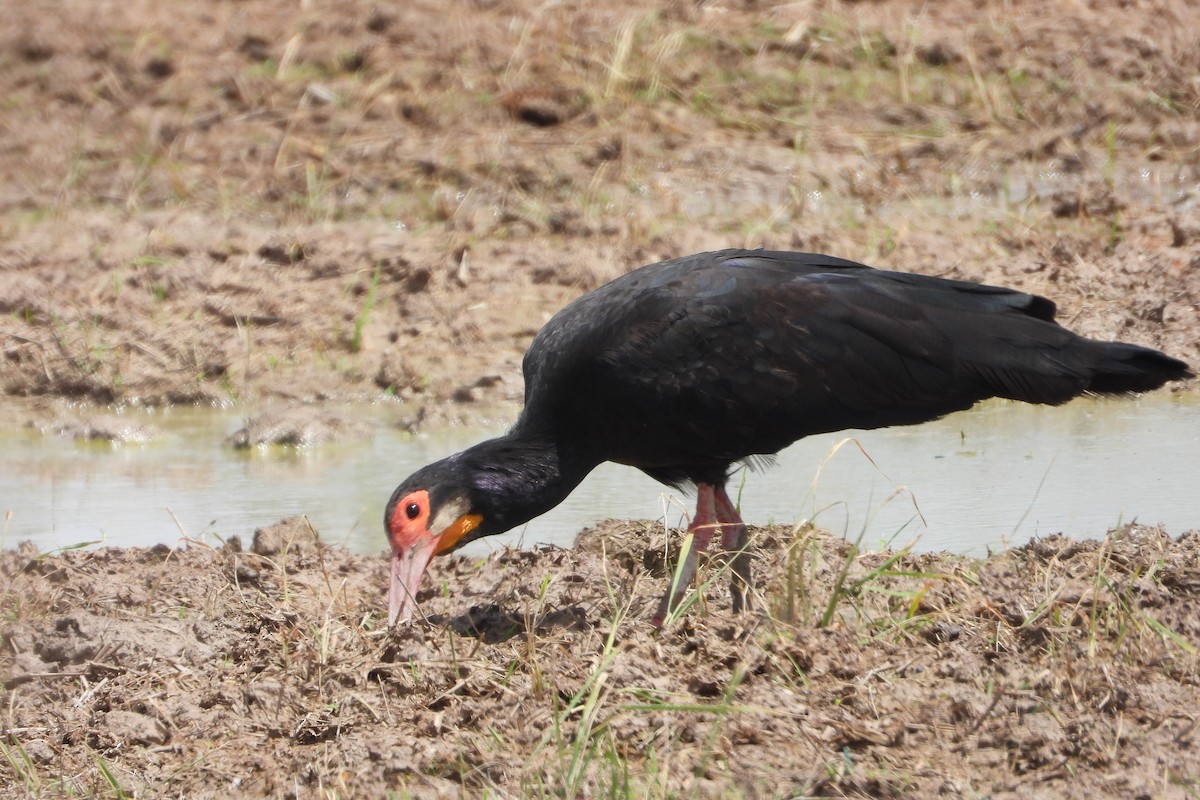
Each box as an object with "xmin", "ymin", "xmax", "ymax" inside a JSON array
[{"xmin": 1, "ymin": 395, "xmax": 1196, "ymax": 558}]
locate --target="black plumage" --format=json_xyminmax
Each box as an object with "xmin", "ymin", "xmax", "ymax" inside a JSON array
[{"xmin": 384, "ymin": 249, "xmax": 1192, "ymax": 625}]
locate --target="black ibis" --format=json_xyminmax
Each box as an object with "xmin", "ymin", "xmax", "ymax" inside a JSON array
[{"xmin": 385, "ymin": 249, "xmax": 1192, "ymax": 625}]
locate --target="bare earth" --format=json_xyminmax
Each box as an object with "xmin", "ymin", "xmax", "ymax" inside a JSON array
[
  {"xmin": 2, "ymin": 0, "xmax": 1199, "ymax": 797},
  {"xmin": 5, "ymin": 523, "xmax": 1200, "ymax": 798}
]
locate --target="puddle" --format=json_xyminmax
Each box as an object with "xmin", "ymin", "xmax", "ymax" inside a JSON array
[{"xmin": 1, "ymin": 395, "xmax": 1197, "ymax": 558}]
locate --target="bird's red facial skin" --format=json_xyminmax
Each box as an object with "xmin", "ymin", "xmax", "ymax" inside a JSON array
[
  {"xmin": 388, "ymin": 489, "xmax": 432, "ymax": 553},
  {"xmin": 386, "ymin": 491, "xmax": 484, "ymax": 624},
  {"xmin": 388, "ymin": 490, "xmax": 435, "ymax": 625}
]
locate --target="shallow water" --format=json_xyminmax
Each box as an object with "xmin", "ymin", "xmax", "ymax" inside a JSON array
[{"xmin": 1, "ymin": 395, "xmax": 1197, "ymax": 558}]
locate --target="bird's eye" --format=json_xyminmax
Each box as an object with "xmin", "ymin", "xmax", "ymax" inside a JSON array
[{"xmin": 405, "ymin": 502, "xmax": 421, "ymax": 520}]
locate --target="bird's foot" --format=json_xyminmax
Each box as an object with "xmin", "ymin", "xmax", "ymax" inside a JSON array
[
  {"xmin": 650, "ymin": 522, "xmax": 716, "ymax": 627},
  {"xmin": 651, "ymin": 482, "xmax": 755, "ymax": 626},
  {"xmin": 714, "ymin": 485, "xmax": 752, "ymax": 615},
  {"xmin": 651, "ymin": 485, "xmax": 719, "ymax": 627}
]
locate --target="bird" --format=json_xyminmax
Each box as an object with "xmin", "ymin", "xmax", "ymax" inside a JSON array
[{"xmin": 384, "ymin": 249, "xmax": 1192, "ymax": 626}]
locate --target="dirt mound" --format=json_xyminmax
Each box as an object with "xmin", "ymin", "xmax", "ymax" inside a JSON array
[{"xmin": 4, "ymin": 522, "xmax": 1199, "ymax": 797}]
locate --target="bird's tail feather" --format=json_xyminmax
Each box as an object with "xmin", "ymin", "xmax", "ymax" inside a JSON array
[
  {"xmin": 968, "ymin": 337, "xmax": 1192, "ymax": 405},
  {"xmin": 1081, "ymin": 340, "xmax": 1194, "ymax": 394}
]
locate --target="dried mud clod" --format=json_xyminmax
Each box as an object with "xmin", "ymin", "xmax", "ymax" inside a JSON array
[
  {"xmin": 29, "ymin": 414, "xmax": 158, "ymax": 443},
  {"xmin": 225, "ymin": 516, "xmax": 325, "ymax": 587},
  {"xmin": 3, "ymin": 521, "xmax": 1200, "ymax": 797},
  {"xmin": 227, "ymin": 407, "xmax": 371, "ymax": 448},
  {"xmin": 250, "ymin": 515, "xmax": 322, "ymax": 558}
]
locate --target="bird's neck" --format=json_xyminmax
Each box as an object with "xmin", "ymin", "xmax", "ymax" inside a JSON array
[{"xmin": 456, "ymin": 427, "xmax": 596, "ymax": 538}]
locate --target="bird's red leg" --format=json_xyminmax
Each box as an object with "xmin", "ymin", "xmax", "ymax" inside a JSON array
[
  {"xmin": 713, "ymin": 485, "xmax": 751, "ymax": 614},
  {"xmin": 651, "ymin": 483, "xmax": 719, "ymax": 626}
]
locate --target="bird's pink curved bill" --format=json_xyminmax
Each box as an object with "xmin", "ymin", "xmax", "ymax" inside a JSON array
[{"xmin": 388, "ymin": 543, "xmax": 436, "ymax": 624}]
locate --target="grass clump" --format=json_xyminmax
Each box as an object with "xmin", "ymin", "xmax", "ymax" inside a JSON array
[{"xmin": 349, "ymin": 263, "xmax": 382, "ymax": 354}]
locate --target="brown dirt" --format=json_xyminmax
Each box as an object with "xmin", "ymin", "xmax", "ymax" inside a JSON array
[
  {"xmin": 4, "ymin": 522, "xmax": 1200, "ymax": 798},
  {"xmin": 0, "ymin": 0, "xmax": 1197, "ymax": 412},
  {"xmin": 3, "ymin": 0, "xmax": 1200, "ymax": 796}
]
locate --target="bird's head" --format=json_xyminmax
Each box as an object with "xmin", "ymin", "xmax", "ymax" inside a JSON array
[{"xmin": 384, "ymin": 466, "xmax": 484, "ymax": 624}]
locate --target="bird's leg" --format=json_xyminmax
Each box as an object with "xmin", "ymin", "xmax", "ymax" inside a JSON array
[
  {"xmin": 713, "ymin": 485, "xmax": 751, "ymax": 614},
  {"xmin": 651, "ymin": 483, "xmax": 719, "ymax": 626}
]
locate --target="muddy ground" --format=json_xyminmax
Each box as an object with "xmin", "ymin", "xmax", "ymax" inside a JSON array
[
  {"xmin": 1, "ymin": 0, "xmax": 1198, "ymax": 412},
  {"xmin": 5, "ymin": 522, "xmax": 1200, "ymax": 798},
  {"xmin": 2, "ymin": 0, "xmax": 1200, "ymax": 797}
]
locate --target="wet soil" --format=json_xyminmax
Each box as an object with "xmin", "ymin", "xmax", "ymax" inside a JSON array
[{"xmin": 3, "ymin": 0, "xmax": 1200, "ymax": 796}]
